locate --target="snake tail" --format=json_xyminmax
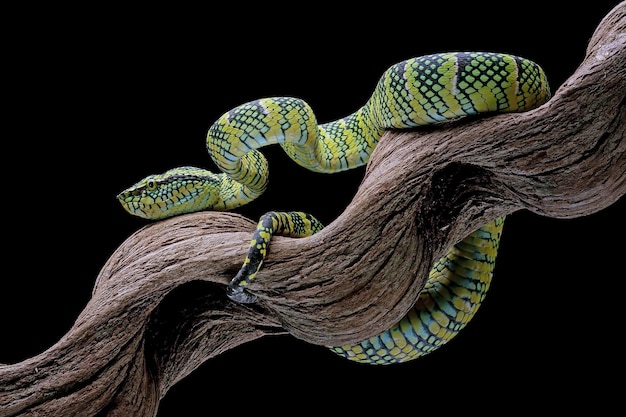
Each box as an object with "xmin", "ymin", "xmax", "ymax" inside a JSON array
[
  {"xmin": 231, "ymin": 211, "xmax": 504, "ymax": 363},
  {"xmin": 227, "ymin": 211, "xmax": 324, "ymax": 303}
]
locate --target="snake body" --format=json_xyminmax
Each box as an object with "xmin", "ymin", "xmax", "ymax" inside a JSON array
[{"xmin": 118, "ymin": 52, "xmax": 550, "ymax": 364}]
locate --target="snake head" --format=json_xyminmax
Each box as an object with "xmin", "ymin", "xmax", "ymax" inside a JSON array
[{"xmin": 117, "ymin": 166, "xmax": 222, "ymax": 220}]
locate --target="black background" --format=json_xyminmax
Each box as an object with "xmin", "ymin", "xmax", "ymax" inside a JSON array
[{"xmin": 2, "ymin": 2, "xmax": 624, "ymax": 415}]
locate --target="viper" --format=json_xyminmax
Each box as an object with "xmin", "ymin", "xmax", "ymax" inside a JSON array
[{"xmin": 118, "ymin": 52, "xmax": 550, "ymax": 364}]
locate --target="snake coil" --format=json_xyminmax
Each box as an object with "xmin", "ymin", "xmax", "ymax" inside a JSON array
[{"xmin": 118, "ymin": 52, "xmax": 550, "ymax": 364}]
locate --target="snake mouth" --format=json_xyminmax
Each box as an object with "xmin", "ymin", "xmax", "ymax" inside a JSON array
[{"xmin": 116, "ymin": 195, "xmax": 156, "ymax": 219}]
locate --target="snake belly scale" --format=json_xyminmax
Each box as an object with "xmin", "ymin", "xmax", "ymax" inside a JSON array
[{"xmin": 118, "ymin": 52, "xmax": 550, "ymax": 364}]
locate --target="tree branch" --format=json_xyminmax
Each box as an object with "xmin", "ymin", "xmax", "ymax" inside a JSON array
[{"xmin": 1, "ymin": 3, "xmax": 624, "ymax": 416}]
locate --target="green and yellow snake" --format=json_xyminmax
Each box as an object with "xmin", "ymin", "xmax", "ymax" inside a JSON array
[{"xmin": 118, "ymin": 52, "xmax": 550, "ymax": 364}]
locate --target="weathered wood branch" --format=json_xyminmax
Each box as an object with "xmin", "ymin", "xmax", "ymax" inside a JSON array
[{"xmin": 1, "ymin": 3, "xmax": 624, "ymax": 416}]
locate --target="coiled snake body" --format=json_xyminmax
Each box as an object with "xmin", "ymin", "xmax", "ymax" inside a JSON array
[{"xmin": 118, "ymin": 52, "xmax": 550, "ymax": 364}]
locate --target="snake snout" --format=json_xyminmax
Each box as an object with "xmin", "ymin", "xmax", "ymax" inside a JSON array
[{"xmin": 117, "ymin": 188, "xmax": 142, "ymax": 199}]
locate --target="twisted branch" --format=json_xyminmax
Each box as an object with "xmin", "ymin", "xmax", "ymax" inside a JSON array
[{"xmin": 1, "ymin": 3, "xmax": 624, "ymax": 416}]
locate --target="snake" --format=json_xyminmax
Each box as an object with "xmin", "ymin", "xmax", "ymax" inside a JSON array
[{"xmin": 118, "ymin": 52, "xmax": 550, "ymax": 364}]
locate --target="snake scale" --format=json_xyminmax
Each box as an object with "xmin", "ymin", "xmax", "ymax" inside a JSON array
[{"xmin": 118, "ymin": 52, "xmax": 550, "ymax": 364}]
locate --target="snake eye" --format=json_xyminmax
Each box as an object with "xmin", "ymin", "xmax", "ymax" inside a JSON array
[{"xmin": 146, "ymin": 178, "xmax": 157, "ymax": 191}]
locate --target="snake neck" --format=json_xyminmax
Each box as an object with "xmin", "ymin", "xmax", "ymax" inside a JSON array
[{"xmin": 213, "ymin": 171, "xmax": 266, "ymax": 210}]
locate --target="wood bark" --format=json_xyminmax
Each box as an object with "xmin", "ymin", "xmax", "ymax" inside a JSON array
[{"xmin": 1, "ymin": 3, "xmax": 624, "ymax": 416}]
